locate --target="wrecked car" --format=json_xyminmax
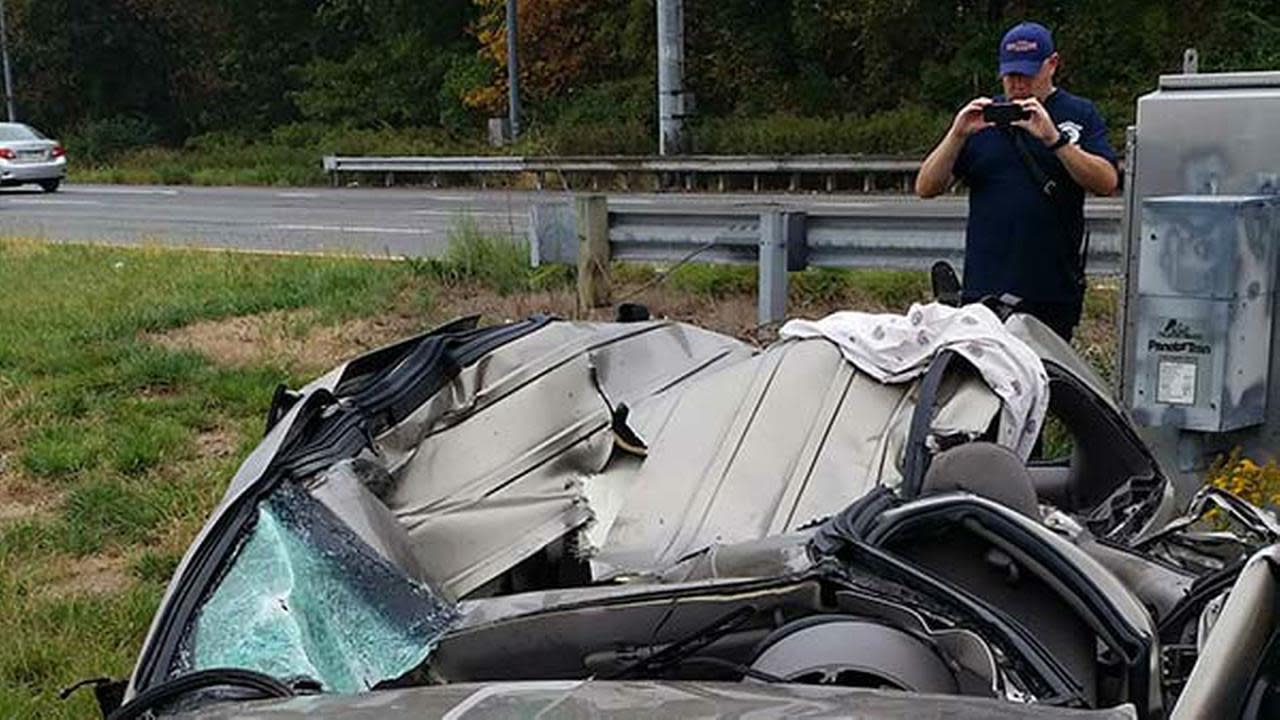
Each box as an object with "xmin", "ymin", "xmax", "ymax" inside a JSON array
[{"xmin": 95, "ymin": 300, "xmax": 1280, "ymax": 719}]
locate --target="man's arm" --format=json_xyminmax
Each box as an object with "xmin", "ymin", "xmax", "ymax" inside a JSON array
[
  {"xmin": 916, "ymin": 98, "xmax": 992, "ymax": 198},
  {"xmin": 1052, "ymin": 142, "xmax": 1118, "ymax": 195},
  {"xmin": 1014, "ymin": 97, "xmax": 1118, "ymax": 195}
]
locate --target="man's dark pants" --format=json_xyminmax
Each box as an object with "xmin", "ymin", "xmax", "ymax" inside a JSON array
[
  {"xmin": 958, "ymin": 295, "xmax": 1083, "ymax": 343},
  {"xmin": 1016, "ymin": 299, "xmax": 1083, "ymax": 343}
]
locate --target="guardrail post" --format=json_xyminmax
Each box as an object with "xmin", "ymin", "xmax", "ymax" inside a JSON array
[
  {"xmin": 758, "ymin": 210, "xmax": 807, "ymax": 326},
  {"xmin": 576, "ymin": 195, "xmax": 611, "ymax": 309}
]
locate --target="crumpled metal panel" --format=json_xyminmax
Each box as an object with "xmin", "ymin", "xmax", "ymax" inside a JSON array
[
  {"xmin": 304, "ymin": 458, "xmax": 430, "ymax": 584},
  {"xmin": 588, "ymin": 337, "xmax": 1000, "ymax": 577},
  {"xmin": 1171, "ymin": 544, "xmax": 1280, "ymax": 720},
  {"xmin": 176, "ymin": 483, "xmax": 457, "ymax": 693},
  {"xmin": 374, "ymin": 320, "xmax": 754, "ymax": 598},
  {"xmin": 304, "ymin": 318, "xmax": 996, "ymax": 596}
]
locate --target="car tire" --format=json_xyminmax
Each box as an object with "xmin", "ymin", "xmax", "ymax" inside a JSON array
[{"xmin": 39, "ymin": 179, "xmax": 60, "ymax": 193}]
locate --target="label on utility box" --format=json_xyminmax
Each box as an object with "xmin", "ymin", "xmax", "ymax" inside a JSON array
[{"xmin": 1156, "ymin": 359, "xmax": 1198, "ymax": 405}]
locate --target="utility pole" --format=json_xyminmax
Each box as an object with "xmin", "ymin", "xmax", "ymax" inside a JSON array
[
  {"xmin": 505, "ymin": 0, "xmax": 521, "ymax": 140},
  {"xmin": 0, "ymin": 0, "xmax": 15, "ymax": 122},
  {"xmin": 656, "ymin": 0, "xmax": 686, "ymax": 155}
]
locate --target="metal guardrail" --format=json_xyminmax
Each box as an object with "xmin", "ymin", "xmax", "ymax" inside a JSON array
[
  {"xmin": 530, "ymin": 197, "xmax": 1123, "ymax": 324},
  {"xmin": 323, "ymin": 154, "xmax": 922, "ymax": 191}
]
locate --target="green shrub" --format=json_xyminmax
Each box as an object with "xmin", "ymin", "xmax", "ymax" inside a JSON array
[
  {"xmin": 529, "ymin": 264, "xmax": 575, "ymax": 291},
  {"xmin": 668, "ymin": 264, "xmax": 756, "ymax": 297},
  {"xmin": 438, "ymin": 53, "xmax": 491, "ymax": 134},
  {"xmin": 791, "ymin": 268, "xmax": 856, "ymax": 305},
  {"xmin": 693, "ymin": 106, "xmax": 950, "ymax": 155},
  {"xmin": 537, "ymin": 120, "xmax": 654, "ymax": 156},
  {"xmin": 424, "ymin": 217, "xmax": 532, "ymax": 295},
  {"xmin": 64, "ymin": 116, "xmax": 163, "ymax": 165},
  {"xmin": 855, "ymin": 270, "xmax": 931, "ymax": 309}
]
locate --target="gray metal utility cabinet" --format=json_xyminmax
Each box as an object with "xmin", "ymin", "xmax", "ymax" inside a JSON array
[
  {"xmin": 1129, "ymin": 196, "xmax": 1279, "ymax": 431},
  {"xmin": 1120, "ymin": 71, "xmax": 1280, "ymax": 487}
]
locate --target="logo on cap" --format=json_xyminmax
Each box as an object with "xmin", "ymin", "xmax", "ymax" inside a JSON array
[{"xmin": 1006, "ymin": 40, "xmax": 1039, "ymax": 53}]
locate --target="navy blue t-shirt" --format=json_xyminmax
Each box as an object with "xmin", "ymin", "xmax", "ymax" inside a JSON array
[{"xmin": 954, "ymin": 88, "xmax": 1117, "ymax": 304}]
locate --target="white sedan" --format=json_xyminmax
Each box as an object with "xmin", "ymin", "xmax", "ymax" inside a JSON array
[{"xmin": 0, "ymin": 122, "xmax": 66, "ymax": 192}]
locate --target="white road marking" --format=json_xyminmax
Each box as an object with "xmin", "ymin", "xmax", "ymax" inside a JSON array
[
  {"xmin": 276, "ymin": 192, "xmax": 321, "ymax": 198},
  {"xmin": 609, "ymin": 198, "xmax": 656, "ymax": 205},
  {"xmin": 409, "ymin": 209, "xmax": 511, "ymax": 217},
  {"xmin": 271, "ymin": 224, "xmax": 434, "ymax": 235},
  {"xmin": 808, "ymin": 201, "xmax": 885, "ymax": 208},
  {"xmin": 6, "ymin": 199, "xmax": 104, "ymax": 206},
  {"xmin": 69, "ymin": 187, "xmax": 179, "ymax": 196},
  {"xmin": 420, "ymin": 194, "xmax": 478, "ymax": 202}
]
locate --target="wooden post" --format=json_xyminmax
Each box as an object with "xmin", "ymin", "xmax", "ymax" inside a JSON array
[{"xmin": 576, "ymin": 195, "xmax": 611, "ymax": 309}]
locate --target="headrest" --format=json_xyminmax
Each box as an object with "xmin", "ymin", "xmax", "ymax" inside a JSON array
[{"xmin": 921, "ymin": 442, "xmax": 1039, "ymax": 517}]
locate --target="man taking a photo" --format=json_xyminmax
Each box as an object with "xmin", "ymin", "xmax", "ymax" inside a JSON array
[{"xmin": 915, "ymin": 21, "xmax": 1119, "ymax": 341}]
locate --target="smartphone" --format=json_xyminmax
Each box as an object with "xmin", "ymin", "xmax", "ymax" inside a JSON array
[{"xmin": 982, "ymin": 102, "xmax": 1030, "ymax": 125}]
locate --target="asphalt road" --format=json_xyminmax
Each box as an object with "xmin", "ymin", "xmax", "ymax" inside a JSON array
[{"xmin": 0, "ymin": 183, "xmax": 1122, "ymax": 257}]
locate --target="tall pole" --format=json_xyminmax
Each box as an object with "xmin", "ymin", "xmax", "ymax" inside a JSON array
[
  {"xmin": 656, "ymin": 0, "xmax": 686, "ymax": 155},
  {"xmin": 505, "ymin": 0, "xmax": 521, "ymax": 140},
  {"xmin": 0, "ymin": 0, "xmax": 15, "ymax": 122}
]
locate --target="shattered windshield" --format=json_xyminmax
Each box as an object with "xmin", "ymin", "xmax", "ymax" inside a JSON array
[{"xmin": 170, "ymin": 482, "xmax": 457, "ymax": 694}]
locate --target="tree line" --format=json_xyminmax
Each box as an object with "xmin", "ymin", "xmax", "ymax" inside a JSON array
[{"xmin": 6, "ymin": 0, "xmax": 1279, "ymax": 153}]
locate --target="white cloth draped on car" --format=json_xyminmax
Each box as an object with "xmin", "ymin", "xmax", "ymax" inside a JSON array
[{"xmin": 779, "ymin": 303, "xmax": 1049, "ymax": 459}]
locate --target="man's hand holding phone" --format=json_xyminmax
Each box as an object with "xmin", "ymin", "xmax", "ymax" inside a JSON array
[
  {"xmin": 981, "ymin": 102, "xmax": 1031, "ymax": 126},
  {"xmin": 948, "ymin": 97, "xmax": 995, "ymax": 139},
  {"xmin": 1010, "ymin": 97, "xmax": 1061, "ymax": 146}
]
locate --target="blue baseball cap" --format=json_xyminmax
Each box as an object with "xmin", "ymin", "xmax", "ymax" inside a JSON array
[{"xmin": 998, "ymin": 22, "xmax": 1054, "ymax": 77}]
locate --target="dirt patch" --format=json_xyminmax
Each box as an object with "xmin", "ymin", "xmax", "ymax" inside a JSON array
[
  {"xmin": 430, "ymin": 283, "xmax": 576, "ymax": 325},
  {"xmin": 151, "ymin": 308, "xmax": 307, "ymax": 367},
  {"xmin": 426, "ymin": 282, "xmax": 778, "ymax": 344},
  {"xmin": 613, "ymin": 289, "xmax": 772, "ymax": 343},
  {"xmin": 151, "ymin": 274, "xmax": 1112, "ymax": 380},
  {"xmin": 296, "ymin": 313, "xmax": 433, "ymax": 369},
  {"xmin": 0, "ymin": 460, "xmax": 56, "ymax": 524},
  {"xmin": 39, "ymin": 554, "xmax": 131, "ymax": 599},
  {"xmin": 195, "ymin": 427, "xmax": 240, "ymax": 460},
  {"xmin": 151, "ymin": 306, "xmax": 431, "ymax": 373}
]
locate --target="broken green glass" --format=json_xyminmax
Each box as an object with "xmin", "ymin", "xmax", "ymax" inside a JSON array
[{"xmin": 179, "ymin": 482, "xmax": 456, "ymax": 693}]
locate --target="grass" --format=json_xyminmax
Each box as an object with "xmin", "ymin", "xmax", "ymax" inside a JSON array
[
  {"xmin": 0, "ymin": 240, "xmax": 420, "ymax": 718},
  {"xmin": 0, "ymin": 228, "xmax": 1123, "ymax": 718},
  {"xmin": 407, "ymin": 216, "xmax": 536, "ymax": 295}
]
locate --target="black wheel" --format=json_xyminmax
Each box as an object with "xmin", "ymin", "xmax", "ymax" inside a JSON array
[{"xmin": 39, "ymin": 179, "xmax": 61, "ymax": 193}]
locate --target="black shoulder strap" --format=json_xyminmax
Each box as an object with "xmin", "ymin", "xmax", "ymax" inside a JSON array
[
  {"xmin": 1009, "ymin": 129, "xmax": 1088, "ymax": 288},
  {"xmin": 1011, "ymin": 129, "xmax": 1059, "ymax": 200}
]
